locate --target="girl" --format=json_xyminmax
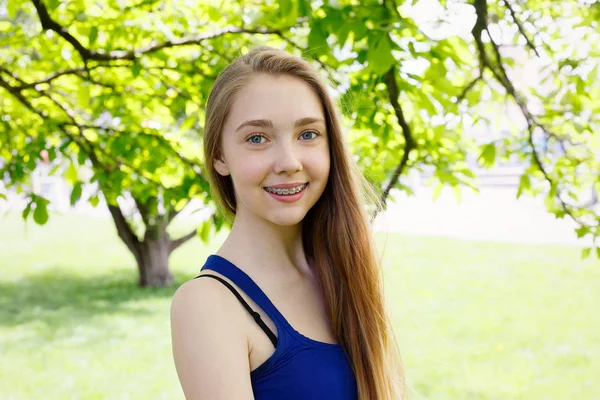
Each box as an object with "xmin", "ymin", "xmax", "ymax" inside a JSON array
[{"xmin": 171, "ymin": 46, "xmax": 405, "ymax": 400}]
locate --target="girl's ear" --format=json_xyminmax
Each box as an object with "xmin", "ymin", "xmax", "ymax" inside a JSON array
[{"xmin": 213, "ymin": 157, "xmax": 230, "ymax": 176}]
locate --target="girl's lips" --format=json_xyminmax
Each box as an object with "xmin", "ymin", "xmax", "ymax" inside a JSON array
[
  {"xmin": 263, "ymin": 182, "xmax": 308, "ymax": 190},
  {"xmin": 263, "ymin": 183, "xmax": 308, "ymax": 203}
]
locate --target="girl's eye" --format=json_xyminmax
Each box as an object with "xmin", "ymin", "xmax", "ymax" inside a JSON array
[
  {"xmin": 247, "ymin": 134, "xmax": 267, "ymax": 144},
  {"xmin": 300, "ymin": 130, "xmax": 319, "ymax": 141}
]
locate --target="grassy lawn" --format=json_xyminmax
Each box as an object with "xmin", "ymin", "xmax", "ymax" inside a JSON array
[{"xmin": 0, "ymin": 212, "xmax": 598, "ymax": 399}]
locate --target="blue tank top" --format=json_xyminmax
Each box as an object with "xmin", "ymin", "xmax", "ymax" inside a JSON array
[{"xmin": 198, "ymin": 254, "xmax": 358, "ymax": 400}]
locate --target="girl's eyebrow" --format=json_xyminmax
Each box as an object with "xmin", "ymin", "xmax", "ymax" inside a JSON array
[
  {"xmin": 235, "ymin": 117, "xmax": 325, "ymax": 132},
  {"xmin": 293, "ymin": 117, "xmax": 326, "ymax": 127},
  {"xmin": 236, "ymin": 119, "xmax": 273, "ymax": 131}
]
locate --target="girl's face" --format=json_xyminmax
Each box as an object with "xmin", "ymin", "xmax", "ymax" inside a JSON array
[{"xmin": 215, "ymin": 73, "xmax": 330, "ymax": 227}]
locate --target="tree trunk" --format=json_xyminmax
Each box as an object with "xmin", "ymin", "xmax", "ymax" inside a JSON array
[
  {"xmin": 108, "ymin": 204, "xmax": 173, "ymax": 288},
  {"xmin": 135, "ymin": 235, "xmax": 173, "ymax": 287},
  {"xmin": 108, "ymin": 203, "xmax": 197, "ymax": 288}
]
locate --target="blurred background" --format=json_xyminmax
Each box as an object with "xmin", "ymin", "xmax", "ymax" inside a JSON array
[{"xmin": 1, "ymin": 0, "xmax": 599, "ymax": 398}]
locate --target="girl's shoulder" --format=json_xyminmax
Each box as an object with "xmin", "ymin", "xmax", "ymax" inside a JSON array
[
  {"xmin": 170, "ymin": 276, "xmax": 255, "ymax": 398},
  {"xmin": 171, "ymin": 271, "xmax": 250, "ymax": 330}
]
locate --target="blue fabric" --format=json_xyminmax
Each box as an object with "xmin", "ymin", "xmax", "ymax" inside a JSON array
[{"xmin": 201, "ymin": 254, "xmax": 358, "ymax": 400}]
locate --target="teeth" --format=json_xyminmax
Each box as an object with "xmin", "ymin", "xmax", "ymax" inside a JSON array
[{"xmin": 265, "ymin": 183, "xmax": 307, "ymax": 195}]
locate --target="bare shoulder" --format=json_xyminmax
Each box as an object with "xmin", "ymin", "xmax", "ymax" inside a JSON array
[
  {"xmin": 170, "ymin": 276, "xmax": 254, "ymax": 400},
  {"xmin": 171, "ymin": 274, "xmax": 242, "ymax": 320}
]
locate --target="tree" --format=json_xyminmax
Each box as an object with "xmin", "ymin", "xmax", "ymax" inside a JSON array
[
  {"xmin": 1, "ymin": 0, "xmax": 236, "ymax": 286},
  {"xmin": 294, "ymin": 0, "xmax": 600, "ymax": 257},
  {"xmin": 1, "ymin": 0, "xmax": 598, "ymax": 289}
]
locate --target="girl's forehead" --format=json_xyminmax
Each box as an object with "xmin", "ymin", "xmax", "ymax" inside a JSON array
[{"xmin": 226, "ymin": 75, "xmax": 325, "ymax": 125}]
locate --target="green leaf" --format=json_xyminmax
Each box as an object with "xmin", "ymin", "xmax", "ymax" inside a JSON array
[
  {"xmin": 48, "ymin": 164, "xmax": 61, "ymax": 176},
  {"xmin": 206, "ymin": 5, "xmax": 222, "ymax": 21},
  {"xmin": 70, "ymin": 182, "xmax": 83, "ymax": 206},
  {"xmin": 181, "ymin": 116, "xmax": 196, "ymax": 131},
  {"xmin": 297, "ymin": 0, "xmax": 310, "ymax": 17},
  {"xmin": 279, "ymin": 0, "xmax": 292, "ymax": 15},
  {"xmin": 417, "ymin": 91, "xmax": 437, "ymax": 115},
  {"xmin": 433, "ymin": 182, "xmax": 444, "ymax": 200},
  {"xmin": 278, "ymin": 0, "xmax": 297, "ymax": 24},
  {"xmin": 22, "ymin": 200, "xmax": 33, "ymax": 219},
  {"xmin": 7, "ymin": 0, "xmax": 19, "ymax": 19},
  {"xmin": 368, "ymin": 34, "xmax": 395, "ymax": 75},
  {"xmin": 334, "ymin": 15, "xmax": 352, "ymax": 48},
  {"xmin": 89, "ymin": 26, "xmax": 98, "ymax": 46},
  {"xmin": 437, "ymin": 169, "xmax": 459, "ymax": 186},
  {"xmin": 65, "ymin": 162, "xmax": 78, "ymax": 184},
  {"xmin": 197, "ymin": 220, "xmax": 211, "ymax": 243},
  {"xmin": 214, "ymin": 213, "xmax": 224, "ymax": 232},
  {"xmin": 59, "ymin": 138, "xmax": 72, "ymax": 151},
  {"xmin": 89, "ymin": 195, "xmax": 99, "ymax": 207},
  {"xmin": 132, "ymin": 64, "xmax": 142, "ymax": 77},
  {"xmin": 575, "ymin": 226, "xmax": 590, "ymax": 239},
  {"xmin": 516, "ymin": 174, "xmax": 531, "ymax": 199},
  {"xmin": 33, "ymin": 200, "xmax": 49, "ymax": 225},
  {"xmin": 47, "ymin": 0, "xmax": 60, "ymax": 11},
  {"xmin": 441, "ymin": 36, "xmax": 472, "ymax": 65},
  {"xmin": 452, "ymin": 185, "xmax": 462, "ymax": 202},
  {"xmin": 77, "ymin": 84, "xmax": 90, "ymax": 108},
  {"xmin": 0, "ymin": 193, "xmax": 6, "ymax": 200},
  {"xmin": 174, "ymin": 198, "xmax": 188, "ymax": 212},
  {"xmin": 307, "ymin": 20, "xmax": 328, "ymax": 55},
  {"xmin": 581, "ymin": 247, "xmax": 591, "ymax": 259},
  {"xmin": 185, "ymin": 101, "xmax": 198, "ymax": 116},
  {"xmin": 77, "ymin": 150, "xmax": 87, "ymax": 165},
  {"xmin": 478, "ymin": 143, "xmax": 496, "ymax": 168}
]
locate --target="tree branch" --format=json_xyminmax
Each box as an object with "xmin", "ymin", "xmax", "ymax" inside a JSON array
[
  {"xmin": 456, "ymin": 75, "xmax": 482, "ymax": 104},
  {"xmin": 0, "ymin": 66, "xmax": 28, "ymax": 86},
  {"xmin": 74, "ymin": 123, "xmax": 203, "ymax": 174},
  {"xmin": 18, "ymin": 67, "xmax": 86, "ymax": 89},
  {"xmin": 170, "ymin": 229, "xmax": 197, "ymax": 252},
  {"xmin": 2, "ymin": 63, "xmax": 134, "ymax": 91},
  {"xmin": 32, "ymin": 0, "xmax": 93, "ymax": 61},
  {"xmin": 145, "ymin": 69, "xmax": 194, "ymax": 101},
  {"xmin": 125, "ymin": 27, "xmax": 282, "ymax": 59},
  {"xmin": 108, "ymin": 204, "xmax": 142, "ymax": 258},
  {"xmin": 134, "ymin": 197, "xmax": 152, "ymax": 227},
  {"xmin": 502, "ymin": 0, "xmax": 540, "ymax": 57},
  {"xmin": 32, "ymin": 0, "xmax": 287, "ymax": 62},
  {"xmin": 0, "ymin": 74, "xmax": 45, "ymax": 117},
  {"xmin": 471, "ymin": 1, "xmax": 500, "ymax": 76},
  {"xmin": 167, "ymin": 200, "xmax": 191, "ymax": 224},
  {"xmin": 372, "ymin": 66, "xmax": 417, "ymax": 219}
]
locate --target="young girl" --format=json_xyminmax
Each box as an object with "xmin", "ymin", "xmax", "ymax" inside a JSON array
[{"xmin": 171, "ymin": 46, "xmax": 405, "ymax": 400}]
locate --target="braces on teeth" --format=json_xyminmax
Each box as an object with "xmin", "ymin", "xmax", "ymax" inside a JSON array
[{"xmin": 265, "ymin": 184, "xmax": 307, "ymax": 195}]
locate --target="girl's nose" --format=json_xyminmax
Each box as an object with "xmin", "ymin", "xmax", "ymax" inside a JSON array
[{"xmin": 273, "ymin": 142, "xmax": 303, "ymax": 174}]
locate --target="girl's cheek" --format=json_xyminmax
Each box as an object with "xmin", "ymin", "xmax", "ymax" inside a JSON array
[
  {"xmin": 306, "ymin": 150, "xmax": 330, "ymax": 172},
  {"xmin": 243, "ymin": 158, "xmax": 271, "ymax": 179}
]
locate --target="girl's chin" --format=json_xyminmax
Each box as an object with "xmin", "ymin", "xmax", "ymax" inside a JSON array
[{"xmin": 263, "ymin": 210, "xmax": 307, "ymax": 227}]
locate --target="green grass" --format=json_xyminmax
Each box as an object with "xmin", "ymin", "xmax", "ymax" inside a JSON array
[{"xmin": 0, "ymin": 212, "xmax": 598, "ymax": 399}]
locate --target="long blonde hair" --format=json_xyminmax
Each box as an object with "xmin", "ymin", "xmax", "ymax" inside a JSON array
[{"xmin": 203, "ymin": 46, "xmax": 406, "ymax": 400}]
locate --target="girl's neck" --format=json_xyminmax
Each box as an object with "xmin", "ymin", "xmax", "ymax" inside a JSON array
[{"xmin": 216, "ymin": 214, "xmax": 314, "ymax": 278}]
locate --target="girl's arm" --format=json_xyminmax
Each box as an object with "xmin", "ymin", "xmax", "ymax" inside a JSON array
[{"xmin": 171, "ymin": 279, "xmax": 255, "ymax": 400}]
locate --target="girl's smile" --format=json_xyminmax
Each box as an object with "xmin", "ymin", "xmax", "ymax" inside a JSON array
[{"xmin": 263, "ymin": 182, "xmax": 309, "ymax": 203}]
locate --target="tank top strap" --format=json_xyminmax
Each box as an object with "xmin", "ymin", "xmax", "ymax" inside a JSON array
[{"xmin": 201, "ymin": 254, "xmax": 289, "ymax": 329}]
